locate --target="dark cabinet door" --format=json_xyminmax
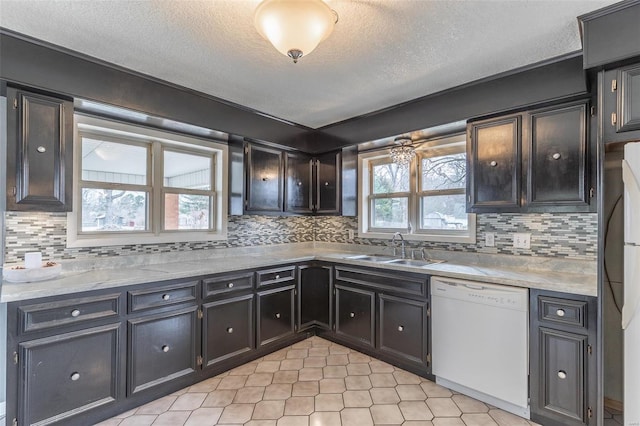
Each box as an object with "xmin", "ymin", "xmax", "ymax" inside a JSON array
[
  {"xmin": 378, "ymin": 294, "xmax": 429, "ymax": 368},
  {"xmin": 246, "ymin": 144, "xmax": 283, "ymax": 212},
  {"xmin": 468, "ymin": 115, "xmax": 521, "ymax": 211},
  {"xmin": 616, "ymin": 63, "xmax": 640, "ymax": 133},
  {"xmin": 285, "ymin": 152, "xmax": 313, "ymax": 213},
  {"xmin": 335, "ymin": 284, "xmax": 375, "ymax": 348},
  {"xmin": 6, "ymin": 87, "xmax": 73, "ymax": 211},
  {"xmin": 315, "ymin": 151, "xmax": 341, "ymax": 214},
  {"xmin": 18, "ymin": 323, "xmax": 121, "ymax": 426},
  {"xmin": 533, "ymin": 328, "xmax": 588, "ymax": 425},
  {"xmin": 526, "ymin": 102, "xmax": 589, "ymax": 209},
  {"xmin": 298, "ymin": 265, "xmax": 332, "ymax": 330},
  {"xmin": 257, "ymin": 285, "xmax": 295, "ymax": 347},
  {"xmin": 203, "ymin": 294, "xmax": 255, "ymax": 367},
  {"xmin": 127, "ymin": 306, "xmax": 199, "ymax": 395}
]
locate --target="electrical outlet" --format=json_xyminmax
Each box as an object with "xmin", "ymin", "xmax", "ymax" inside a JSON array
[
  {"xmin": 348, "ymin": 229, "xmax": 355, "ymax": 240},
  {"xmin": 485, "ymin": 232, "xmax": 495, "ymax": 247},
  {"xmin": 513, "ymin": 233, "xmax": 531, "ymax": 249}
]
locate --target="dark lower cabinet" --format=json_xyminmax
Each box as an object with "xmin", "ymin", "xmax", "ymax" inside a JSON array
[
  {"xmin": 530, "ymin": 289, "xmax": 597, "ymax": 426},
  {"xmin": 378, "ymin": 294, "xmax": 429, "ymax": 368},
  {"xmin": 18, "ymin": 323, "xmax": 121, "ymax": 426},
  {"xmin": 128, "ymin": 306, "xmax": 199, "ymax": 395},
  {"xmin": 203, "ymin": 294, "xmax": 255, "ymax": 367},
  {"xmin": 257, "ymin": 285, "xmax": 296, "ymax": 347},
  {"xmin": 298, "ymin": 264, "xmax": 332, "ymax": 330},
  {"xmin": 335, "ymin": 284, "xmax": 375, "ymax": 348}
]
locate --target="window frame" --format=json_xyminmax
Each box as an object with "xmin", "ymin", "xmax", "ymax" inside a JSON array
[
  {"xmin": 358, "ymin": 133, "xmax": 476, "ymax": 243},
  {"xmin": 368, "ymin": 157, "xmax": 412, "ymax": 233},
  {"xmin": 68, "ymin": 114, "xmax": 228, "ymax": 247}
]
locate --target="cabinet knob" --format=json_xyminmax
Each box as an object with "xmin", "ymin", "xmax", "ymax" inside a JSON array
[
  {"xmin": 227, "ymin": 327, "xmax": 234, "ymax": 333},
  {"xmin": 324, "ymin": 182, "xmax": 329, "ymax": 186},
  {"xmin": 275, "ymin": 274, "xmax": 280, "ymax": 279},
  {"xmin": 70, "ymin": 372, "xmax": 80, "ymax": 381},
  {"xmin": 397, "ymin": 325, "xmax": 404, "ymax": 332},
  {"xmin": 71, "ymin": 309, "xmax": 81, "ymax": 318},
  {"xmin": 162, "ymin": 294, "xmax": 171, "ymax": 301},
  {"xmin": 162, "ymin": 345, "xmax": 170, "ymax": 353},
  {"xmin": 275, "ymin": 313, "xmax": 281, "ymax": 319},
  {"xmin": 349, "ymin": 312, "xmax": 355, "ymax": 318},
  {"xmin": 262, "ymin": 177, "xmax": 269, "ymax": 181},
  {"xmin": 227, "ymin": 282, "xmax": 234, "ymax": 288},
  {"xmin": 557, "ymin": 370, "xmax": 567, "ymax": 379},
  {"xmin": 556, "ymin": 309, "xmax": 566, "ymax": 317},
  {"xmin": 552, "ymin": 153, "xmax": 561, "ymax": 160},
  {"xmin": 489, "ymin": 161, "xmax": 497, "ymax": 167},
  {"xmin": 36, "ymin": 146, "xmax": 46, "ymax": 153},
  {"xmin": 297, "ymin": 181, "xmax": 302, "ymax": 186}
]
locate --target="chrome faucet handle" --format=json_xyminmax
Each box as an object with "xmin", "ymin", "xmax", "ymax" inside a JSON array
[{"xmin": 412, "ymin": 248, "xmax": 426, "ymax": 260}]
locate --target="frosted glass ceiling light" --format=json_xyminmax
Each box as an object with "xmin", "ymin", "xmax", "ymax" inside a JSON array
[
  {"xmin": 389, "ymin": 136, "xmax": 416, "ymax": 167},
  {"xmin": 254, "ymin": 0, "xmax": 338, "ymax": 63}
]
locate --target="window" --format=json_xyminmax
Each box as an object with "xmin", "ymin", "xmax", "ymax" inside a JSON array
[
  {"xmin": 359, "ymin": 133, "xmax": 476, "ymax": 243},
  {"xmin": 68, "ymin": 115, "xmax": 227, "ymax": 247}
]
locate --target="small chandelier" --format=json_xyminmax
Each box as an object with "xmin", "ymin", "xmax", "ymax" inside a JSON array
[
  {"xmin": 389, "ymin": 136, "xmax": 416, "ymax": 167},
  {"xmin": 254, "ymin": 0, "xmax": 338, "ymax": 63}
]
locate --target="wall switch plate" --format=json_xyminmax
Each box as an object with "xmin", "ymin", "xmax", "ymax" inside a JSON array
[
  {"xmin": 348, "ymin": 229, "xmax": 355, "ymax": 240},
  {"xmin": 485, "ymin": 232, "xmax": 495, "ymax": 247},
  {"xmin": 513, "ymin": 233, "xmax": 531, "ymax": 249}
]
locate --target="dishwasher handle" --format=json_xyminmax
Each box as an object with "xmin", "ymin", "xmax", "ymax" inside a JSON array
[{"xmin": 432, "ymin": 278, "xmax": 488, "ymax": 291}]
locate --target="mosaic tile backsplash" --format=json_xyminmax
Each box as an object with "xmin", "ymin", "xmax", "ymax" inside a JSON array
[{"xmin": 3, "ymin": 212, "xmax": 597, "ymax": 264}]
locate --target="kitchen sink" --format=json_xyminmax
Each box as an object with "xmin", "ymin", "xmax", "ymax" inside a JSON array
[
  {"xmin": 345, "ymin": 254, "xmax": 397, "ymax": 262},
  {"xmin": 345, "ymin": 254, "xmax": 444, "ymax": 267},
  {"xmin": 384, "ymin": 258, "xmax": 444, "ymax": 267}
]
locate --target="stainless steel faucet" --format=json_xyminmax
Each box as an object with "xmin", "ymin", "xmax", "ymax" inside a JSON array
[{"xmin": 391, "ymin": 232, "xmax": 406, "ymax": 258}]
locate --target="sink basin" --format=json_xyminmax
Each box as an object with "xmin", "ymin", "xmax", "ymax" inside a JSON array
[
  {"xmin": 384, "ymin": 258, "xmax": 444, "ymax": 267},
  {"xmin": 345, "ymin": 254, "xmax": 397, "ymax": 262}
]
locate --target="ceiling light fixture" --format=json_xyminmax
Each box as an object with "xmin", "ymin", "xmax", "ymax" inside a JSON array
[
  {"xmin": 389, "ymin": 136, "xmax": 416, "ymax": 167},
  {"xmin": 254, "ymin": 0, "xmax": 338, "ymax": 64}
]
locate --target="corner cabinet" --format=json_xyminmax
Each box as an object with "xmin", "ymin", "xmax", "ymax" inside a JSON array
[
  {"xmin": 529, "ymin": 289, "xmax": 597, "ymax": 426},
  {"xmin": 6, "ymin": 86, "xmax": 74, "ymax": 211},
  {"xmin": 245, "ymin": 143, "xmax": 284, "ymax": 213},
  {"xmin": 467, "ymin": 100, "xmax": 593, "ymax": 213}
]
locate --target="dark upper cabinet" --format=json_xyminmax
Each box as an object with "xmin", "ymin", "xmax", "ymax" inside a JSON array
[
  {"xmin": 603, "ymin": 63, "xmax": 640, "ymax": 144},
  {"xmin": 298, "ymin": 264, "xmax": 332, "ymax": 331},
  {"xmin": 314, "ymin": 151, "xmax": 341, "ymax": 214},
  {"xmin": 6, "ymin": 86, "xmax": 73, "ymax": 211},
  {"xmin": 245, "ymin": 143, "xmax": 284, "ymax": 213},
  {"xmin": 525, "ymin": 102, "xmax": 589, "ymax": 209},
  {"xmin": 467, "ymin": 115, "xmax": 521, "ymax": 211},
  {"xmin": 285, "ymin": 152, "xmax": 313, "ymax": 213},
  {"xmin": 468, "ymin": 100, "xmax": 593, "ymax": 213}
]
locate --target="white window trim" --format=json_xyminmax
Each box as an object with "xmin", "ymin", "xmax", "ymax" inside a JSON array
[
  {"xmin": 358, "ymin": 134, "xmax": 476, "ymax": 244},
  {"xmin": 67, "ymin": 114, "xmax": 228, "ymax": 248}
]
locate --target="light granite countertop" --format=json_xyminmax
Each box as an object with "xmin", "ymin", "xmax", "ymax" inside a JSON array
[{"xmin": 0, "ymin": 242, "xmax": 598, "ymax": 303}]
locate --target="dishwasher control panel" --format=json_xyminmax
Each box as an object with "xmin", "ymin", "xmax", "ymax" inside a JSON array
[{"xmin": 431, "ymin": 277, "xmax": 528, "ymax": 311}]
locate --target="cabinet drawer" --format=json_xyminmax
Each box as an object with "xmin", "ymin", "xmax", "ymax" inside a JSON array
[
  {"xmin": 257, "ymin": 285, "xmax": 295, "ymax": 346},
  {"xmin": 538, "ymin": 296, "xmax": 587, "ymax": 329},
  {"xmin": 19, "ymin": 323, "xmax": 120, "ymax": 426},
  {"xmin": 257, "ymin": 266, "xmax": 296, "ymax": 287},
  {"xmin": 128, "ymin": 281, "xmax": 198, "ymax": 313},
  {"xmin": 19, "ymin": 293, "xmax": 120, "ymax": 334},
  {"xmin": 335, "ymin": 285, "xmax": 375, "ymax": 348},
  {"xmin": 335, "ymin": 267, "xmax": 427, "ymax": 298},
  {"xmin": 203, "ymin": 272, "xmax": 254, "ymax": 298},
  {"xmin": 128, "ymin": 306, "xmax": 199, "ymax": 395}
]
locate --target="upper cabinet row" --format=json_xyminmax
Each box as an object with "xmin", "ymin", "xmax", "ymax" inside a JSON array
[
  {"xmin": 243, "ymin": 143, "xmax": 341, "ymax": 215},
  {"xmin": 467, "ymin": 100, "xmax": 596, "ymax": 213}
]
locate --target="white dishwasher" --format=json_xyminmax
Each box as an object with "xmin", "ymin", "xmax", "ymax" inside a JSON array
[{"xmin": 431, "ymin": 276, "xmax": 529, "ymax": 418}]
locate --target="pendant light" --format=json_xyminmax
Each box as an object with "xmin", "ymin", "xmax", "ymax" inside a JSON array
[
  {"xmin": 254, "ymin": 0, "xmax": 338, "ymax": 63},
  {"xmin": 389, "ymin": 136, "xmax": 416, "ymax": 167}
]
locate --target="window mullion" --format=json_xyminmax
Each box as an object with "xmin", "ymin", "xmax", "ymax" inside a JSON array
[{"xmin": 152, "ymin": 141, "xmax": 162, "ymax": 236}]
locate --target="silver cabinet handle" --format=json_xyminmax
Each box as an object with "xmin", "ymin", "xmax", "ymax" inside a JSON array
[
  {"xmin": 227, "ymin": 327, "xmax": 234, "ymax": 333},
  {"xmin": 297, "ymin": 181, "xmax": 302, "ymax": 186},
  {"xmin": 552, "ymin": 153, "xmax": 561, "ymax": 160},
  {"xmin": 70, "ymin": 372, "xmax": 80, "ymax": 381},
  {"xmin": 397, "ymin": 325, "xmax": 404, "ymax": 332},
  {"xmin": 324, "ymin": 182, "xmax": 329, "ymax": 186},
  {"xmin": 71, "ymin": 309, "xmax": 81, "ymax": 317},
  {"xmin": 262, "ymin": 177, "xmax": 268, "ymax": 181},
  {"xmin": 556, "ymin": 309, "xmax": 566, "ymax": 317},
  {"xmin": 557, "ymin": 370, "xmax": 567, "ymax": 379},
  {"xmin": 227, "ymin": 283, "xmax": 234, "ymax": 288},
  {"xmin": 490, "ymin": 161, "xmax": 497, "ymax": 167},
  {"xmin": 275, "ymin": 274, "xmax": 280, "ymax": 279},
  {"xmin": 37, "ymin": 146, "xmax": 46, "ymax": 153},
  {"xmin": 162, "ymin": 294, "xmax": 170, "ymax": 301},
  {"xmin": 275, "ymin": 313, "xmax": 281, "ymax": 319},
  {"xmin": 349, "ymin": 312, "xmax": 355, "ymax": 318},
  {"xmin": 162, "ymin": 345, "xmax": 170, "ymax": 353}
]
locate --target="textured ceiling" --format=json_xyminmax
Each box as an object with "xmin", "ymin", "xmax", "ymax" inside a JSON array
[{"xmin": 0, "ymin": 0, "xmax": 618, "ymax": 129}]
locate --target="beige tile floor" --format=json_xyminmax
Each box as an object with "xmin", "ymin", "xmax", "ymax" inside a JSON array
[{"xmin": 96, "ymin": 336, "xmax": 543, "ymax": 426}]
